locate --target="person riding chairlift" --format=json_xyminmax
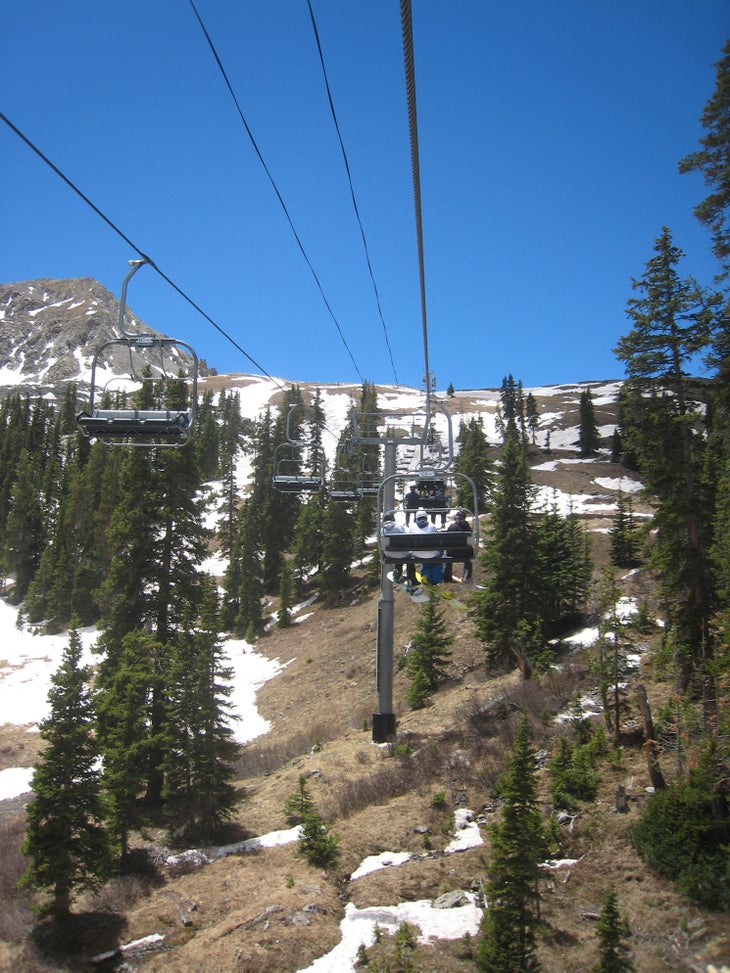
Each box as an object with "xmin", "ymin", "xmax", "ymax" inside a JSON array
[{"xmin": 408, "ymin": 508, "xmax": 442, "ymax": 586}]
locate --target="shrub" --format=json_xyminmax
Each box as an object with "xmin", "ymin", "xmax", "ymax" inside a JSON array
[{"xmin": 630, "ymin": 780, "xmax": 730, "ymax": 908}]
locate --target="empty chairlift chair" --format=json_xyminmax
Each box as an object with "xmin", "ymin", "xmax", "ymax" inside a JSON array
[
  {"xmin": 272, "ymin": 442, "xmax": 323, "ymax": 494},
  {"xmin": 76, "ymin": 260, "xmax": 198, "ymax": 447}
]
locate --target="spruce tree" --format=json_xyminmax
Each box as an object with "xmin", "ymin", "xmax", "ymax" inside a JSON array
[
  {"xmin": 474, "ymin": 421, "xmax": 539, "ymax": 673},
  {"xmin": 231, "ymin": 501, "xmax": 264, "ymax": 636},
  {"xmin": 454, "ymin": 416, "xmax": 491, "ymax": 510},
  {"xmin": 4, "ymin": 447, "xmax": 44, "ymax": 603},
  {"xmin": 277, "ymin": 561, "xmax": 296, "ymax": 628},
  {"xmin": 614, "ymin": 226, "xmax": 721, "ymax": 688},
  {"xmin": 609, "ymin": 490, "xmax": 642, "ymax": 568},
  {"xmin": 95, "ymin": 630, "xmax": 163, "ymax": 862},
  {"xmin": 406, "ymin": 589, "xmax": 454, "ymax": 707},
  {"xmin": 593, "ymin": 888, "xmax": 636, "ymax": 972},
  {"xmin": 578, "ymin": 387, "xmax": 600, "ymax": 455},
  {"xmin": 476, "ymin": 714, "xmax": 546, "ymax": 972},
  {"xmin": 525, "ymin": 392, "xmax": 540, "ymax": 446},
  {"xmin": 162, "ymin": 581, "xmax": 239, "ymax": 844},
  {"xmin": 21, "ymin": 624, "xmax": 111, "ymax": 914},
  {"xmin": 318, "ymin": 498, "xmax": 354, "ymax": 596},
  {"xmin": 291, "ymin": 494, "xmax": 325, "ymax": 591},
  {"xmin": 298, "ymin": 809, "xmax": 340, "ymax": 869},
  {"xmin": 95, "ymin": 434, "xmax": 210, "ymax": 807},
  {"xmin": 284, "ymin": 774, "xmax": 316, "ymax": 824},
  {"xmin": 678, "ymin": 39, "xmax": 730, "ymax": 280},
  {"xmin": 592, "ymin": 568, "xmax": 633, "ymax": 744}
]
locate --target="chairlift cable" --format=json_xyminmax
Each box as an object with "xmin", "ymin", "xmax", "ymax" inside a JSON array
[
  {"xmin": 0, "ymin": 110, "xmax": 284, "ymax": 390},
  {"xmin": 306, "ymin": 0, "xmax": 400, "ymax": 387},
  {"xmin": 400, "ymin": 0, "xmax": 432, "ymax": 417},
  {"xmin": 188, "ymin": 0, "xmax": 366, "ymax": 384}
]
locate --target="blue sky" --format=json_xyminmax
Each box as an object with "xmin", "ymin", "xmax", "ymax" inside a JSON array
[{"xmin": 2, "ymin": 1, "xmax": 727, "ymax": 391}]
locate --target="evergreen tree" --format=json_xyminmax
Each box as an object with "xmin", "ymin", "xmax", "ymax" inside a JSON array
[
  {"xmin": 96, "ymin": 630, "xmax": 162, "ymax": 862},
  {"xmin": 609, "ymin": 490, "xmax": 642, "ymax": 568},
  {"xmin": 593, "ymin": 888, "xmax": 636, "ymax": 972},
  {"xmin": 230, "ymin": 501, "xmax": 264, "ymax": 636},
  {"xmin": 291, "ymin": 494, "xmax": 325, "ymax": 592},
  {"xmin": 474, "ymin": 422, "xmax": 539, "ymax": 674},
  {"xmin": 95, "ymin": 439, "xmax": 210, "ymax": 807},
  {"xmin": 162, "ymin": 580, "xmax": 239, "ymax": 844},
  {"xmin": 454, "ymin": 416, "xmax": 491, "ymax": 510},
  {"xmin": 592, "ymin": 568, "xmax": 633, "ymax": 744},
  {"xmin": 318, "ymin": 498, "xmax": 354, "ymax": 596},
  {"xmin": 476, "ymin": 714, "xmax": 546, "ymax": 972},
  {"xmin": 614, "ymin": 226, "xmax": 721, "ymax": 688},
  {"xmin": 262, "ymin": 388, "xmax": 308, "ymax": 589},
  {"xmin": 352, "ymin": 382, "xmax": 380, "ymax": 556},
  {"xmin": 533, "ymin": 501, "xmax": 592, "ymax": 641},
  {"xmin": 4, "ymin": 448, "xmax": 44, "ymax": 603},
  {"xmin": 298, "ymin": 809, "xmax": 340, "ymax": 869},
  {"xmin": 284, "ymin": 774, "xmax": 316, "ymax": 824},
  {"xmin": 610, "ymin": 427, "xmax": 623, "ymax": 464},
  {"xmin": 525, "ymin": 392, "xmax": 540, "ymax": 445},
  {"xmin": 678, "ymin": 39, "xmax": 730, "ymax": 281},
  {"xmin": 21, "ymin": 624, "xmax": 111, "ymax": 914},
  {"xmin": 496, "ymin": 374, "xmax": 529, "ymax": 444},
  {"xmin": 549, "ymin": 733, "xmax": 600, "ymax": 810},
  {"xmin": 578, "ymin": 387, "xmax": 600, "ymax": 455},
  {"xmin": 194, "ymin": 389, "xmax": 220, "ymax": 481},
  {"xmin": 406, "ymin": 590, "xmax": 454, "ymax": 707},
  {"xmin": 277, "ymin": 561, "xmax": 296, "ymax": 627}
]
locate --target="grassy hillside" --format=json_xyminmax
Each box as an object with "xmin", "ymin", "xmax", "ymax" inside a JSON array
[{"xmin": 1, "ymin": 408, "xmax": 728, "ymax": 971}]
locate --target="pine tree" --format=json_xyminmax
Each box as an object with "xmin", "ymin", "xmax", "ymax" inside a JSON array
[
  {"xmin": 291, "ymin": 494, "xmax": 325, "ymax": 591},
  {"xmin": 476, "ymin": 714, "xmax": 546, "ymax": 972},
  {"xmin": 277, "ymin": 561, "xmax": 296, "ymax": 627},
  {"xmin": 96, "ymin": 630, "xmax": 162, "ymax": 862},
  {"xmin": 4, "ymin": 447, "xmax": 44, "ymax": 603},
  {"xmin": 21, "ymin": 624, "xmax": 111, "ymax": 914},
  {"xmin": 298, "ymin": 809, "xmax": 340, "ymax": 869},
  {"xmin": 609, "ymin": 490, "xmax": 642, "ymax": 568},
  {"xmin": 231, "ymin": 501, "xmax": 264, "ymax": 636},
  {"xmin": 406, "ymin": 589, "xmax": 454, "ymax": 707},
  {"xmin": 592, "ymin": 568, "xmax": 634, "ymax": 745},
  {"xmin": 95, "ymin": 438, "xmax": 210, "ymax": 807},
  {"xmin": 454, "ymin": 416, "xmax": 491, "ymax": 510},
  {"xmin": 610, "ymin": 428, "xmax": 623, "ymax": 464},
  {"xmin": 593, "ymin": 888, "xmax": 636, "ymax": 972},
  {"xmin": 578, "ymin": 387, "xmax": 600, "ymax": 455},
  {"xmin": 533, "ymin": 501, "xmax": 592, "ymax": 642},
  {"xmin": 318, "ymin": 498, "xmax": 354, "ymax": 596},
  {"xmin": 474, "ymin": 421, "xmax": 539, "ymax": 674},
  {"xmin": 262, "ymin": 388, "xmax": 308, "ymax": 590},
  {"xmin": 284, "ymin": 774, "xmax": 316, "ymax": 824},
  {"xmin": 194, "ymin": 389, "xmax": 220, "ymax": 481},
  {"xmin": 678, "ymin": 39, "xmax": 730, "ymax": 280},
  {"xmin": 614, "ymin": 226, "xmax": 721, "ymax": 688},
  {"xmin": 525, "ymin": 392, "xmax": 540, "ymax": 446},
  {"xmin": 163, "ymin": 581, "xmax": 239, "ymax": 844}
]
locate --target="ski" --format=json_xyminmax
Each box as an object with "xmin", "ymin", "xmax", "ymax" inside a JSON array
[
  {"xmin": 415, "ymin": 572, "xmax": 466, "ymax": 608},
  {"xmin": 386, "ymin": 570, "xmax": 429, "ymax": 603}
]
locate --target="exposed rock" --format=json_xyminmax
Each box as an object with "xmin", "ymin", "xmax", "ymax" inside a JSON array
[{"xmin": 433, "ymin": 890, "xmax": 471, "ymax": 909}]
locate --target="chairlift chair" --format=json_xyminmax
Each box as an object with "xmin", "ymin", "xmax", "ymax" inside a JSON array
[
  {"xmin": 377, "ymin": 470, "xmax": 479, "ymax": 566},
  {"xmin": 272, "ymin": 442, "xmax": 323, "ymax": 494},
  {"xmin": 76, "ymin": 259, "xmax": 199, "ymax": 447}
]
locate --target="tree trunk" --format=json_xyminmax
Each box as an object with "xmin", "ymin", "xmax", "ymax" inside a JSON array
[{"xmin": 636, "ymin": 684, "xmax": 666, "ymax": 790}]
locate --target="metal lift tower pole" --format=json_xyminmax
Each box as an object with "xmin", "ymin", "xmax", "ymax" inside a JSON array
[{"xmin": 373, "ymin": 438, "xmax": 397, "ymax": 743}]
